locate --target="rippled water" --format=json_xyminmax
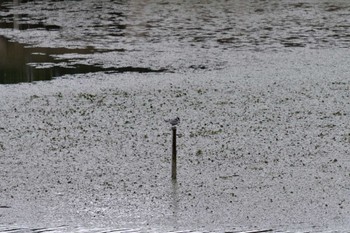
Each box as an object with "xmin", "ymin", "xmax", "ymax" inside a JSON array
[
  {"xmin": 0, "ymin": 0, "xmax": 350, "ymax": 84},
  {"xmin": 0, "ymin": 227, "xmax": 274, "ymax": 233}
]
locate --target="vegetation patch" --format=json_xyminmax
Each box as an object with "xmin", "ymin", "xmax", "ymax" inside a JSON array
[
  {"xmin": 333, "ymin": 111, "xmax": 346, "ymax": 116},
  {"xmin": 344, "ymin": 133, "xmax": 350, "ymax": 143},
  {"xmin": 196, "ymin": 149, "xmax": 203, "ymax": 156},
  {"xmin": 190, "ymin": 128, "xmax": 223, "ymax": 138},
  {"xmin": 78, "ymin": 93, "xmax": 97, "ymax": 102}
]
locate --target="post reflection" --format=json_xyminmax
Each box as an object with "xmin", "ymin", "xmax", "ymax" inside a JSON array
[{"xmin": 171, "ymin": 180, "xmax": 179, "ymax": 229}]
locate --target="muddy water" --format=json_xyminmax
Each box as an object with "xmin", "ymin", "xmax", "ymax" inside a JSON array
[{"xmin": 0, "ymin": 0, "xmax": 350, "ymax": 84}]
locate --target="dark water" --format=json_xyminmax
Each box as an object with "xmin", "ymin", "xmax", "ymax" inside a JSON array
[
  {"xmin": 0, "ymin": 36, "xmax": 168, "ymax": 84},
  {"xmin": 1, "ymin": 0, "xmax": 350, "ymax": 84}
]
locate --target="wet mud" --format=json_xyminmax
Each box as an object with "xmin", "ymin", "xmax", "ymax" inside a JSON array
[
  {"xmin": 1, "ymin": 49, "xmax": 350, "ymax": 232},
  {"xmin": 1, "ymin": 0, "xmax": 350, "ymax": 233}
]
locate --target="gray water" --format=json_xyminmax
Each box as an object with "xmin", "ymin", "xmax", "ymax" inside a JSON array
[
  {"xmin": 0, "ymin": 0, "xmax": 349, "ymax": 84},
  {"xmin": 1, "ymin": 1, "xmax": 350, "ymax": 232}
]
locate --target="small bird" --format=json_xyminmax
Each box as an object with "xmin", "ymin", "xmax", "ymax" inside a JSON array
[{"xmin": 165, "ymin": 117, "xmax": 180, "ymax": 126}]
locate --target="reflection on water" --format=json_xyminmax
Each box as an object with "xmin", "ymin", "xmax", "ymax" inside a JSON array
[
  {"xmin": 1, "ymin": 0, "xmax": 350, "ymax": 84},
  {"xmin": 0, "ymin": 16, "xmax": 61, "ymax": 31},
  {"xmin": 0, "ymin": 36, "xmax": 95, "ymax": 84},
  {"xmin": 0, "ymin": 36, "xmax": 168, "ymax": 84},
  {"xmin": 171, "ymin": 180, "xmax": 180, "ymax": 230}
]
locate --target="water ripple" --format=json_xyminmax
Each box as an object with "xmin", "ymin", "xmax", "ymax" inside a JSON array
[
  {"xmin": 0, "ymin": 226, "xmax": 277, "ymax": 233},
  {"xmin": 1, "ymin": 0, "xmax": 350, "ymax": 83}
]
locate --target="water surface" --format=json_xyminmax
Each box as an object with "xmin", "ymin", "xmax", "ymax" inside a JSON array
[
  {"xmin": 0, "ymin": 0, "xmax": 349, "ymax": 84},
  {"xmin": 1, "ymin": 1, "xmax": 350, "ymax": 232}
]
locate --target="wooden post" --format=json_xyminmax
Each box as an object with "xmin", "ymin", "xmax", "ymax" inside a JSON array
[{"xmin": 172, "ymin": 126, "xmax": 177, "ymax": 180}]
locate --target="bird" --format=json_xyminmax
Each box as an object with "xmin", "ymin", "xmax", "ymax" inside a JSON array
[{"xmin": 165, "ymin": 117, "xmax": 180, "ymax": 126}]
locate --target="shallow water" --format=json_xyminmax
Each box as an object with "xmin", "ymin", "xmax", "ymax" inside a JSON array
[
  {"xmin": 0, "ymin": 0, "xmax": 350, "ymax": 84},
  {"xmin": 0, "ymin": 36, "xmax": 169, "ymax": 84},
  {"xmin": 1, "ymin": 1, "xmax": 350, "ymax": 233},
  {"xmin": 1, "ymin": 49, "xmax": 350, "ymax": 232}
]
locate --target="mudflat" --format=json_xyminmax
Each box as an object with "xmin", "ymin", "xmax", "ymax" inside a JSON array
[{"xmin": 1, "ymin": 49, "xmax": 349, "ymax": 232}]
